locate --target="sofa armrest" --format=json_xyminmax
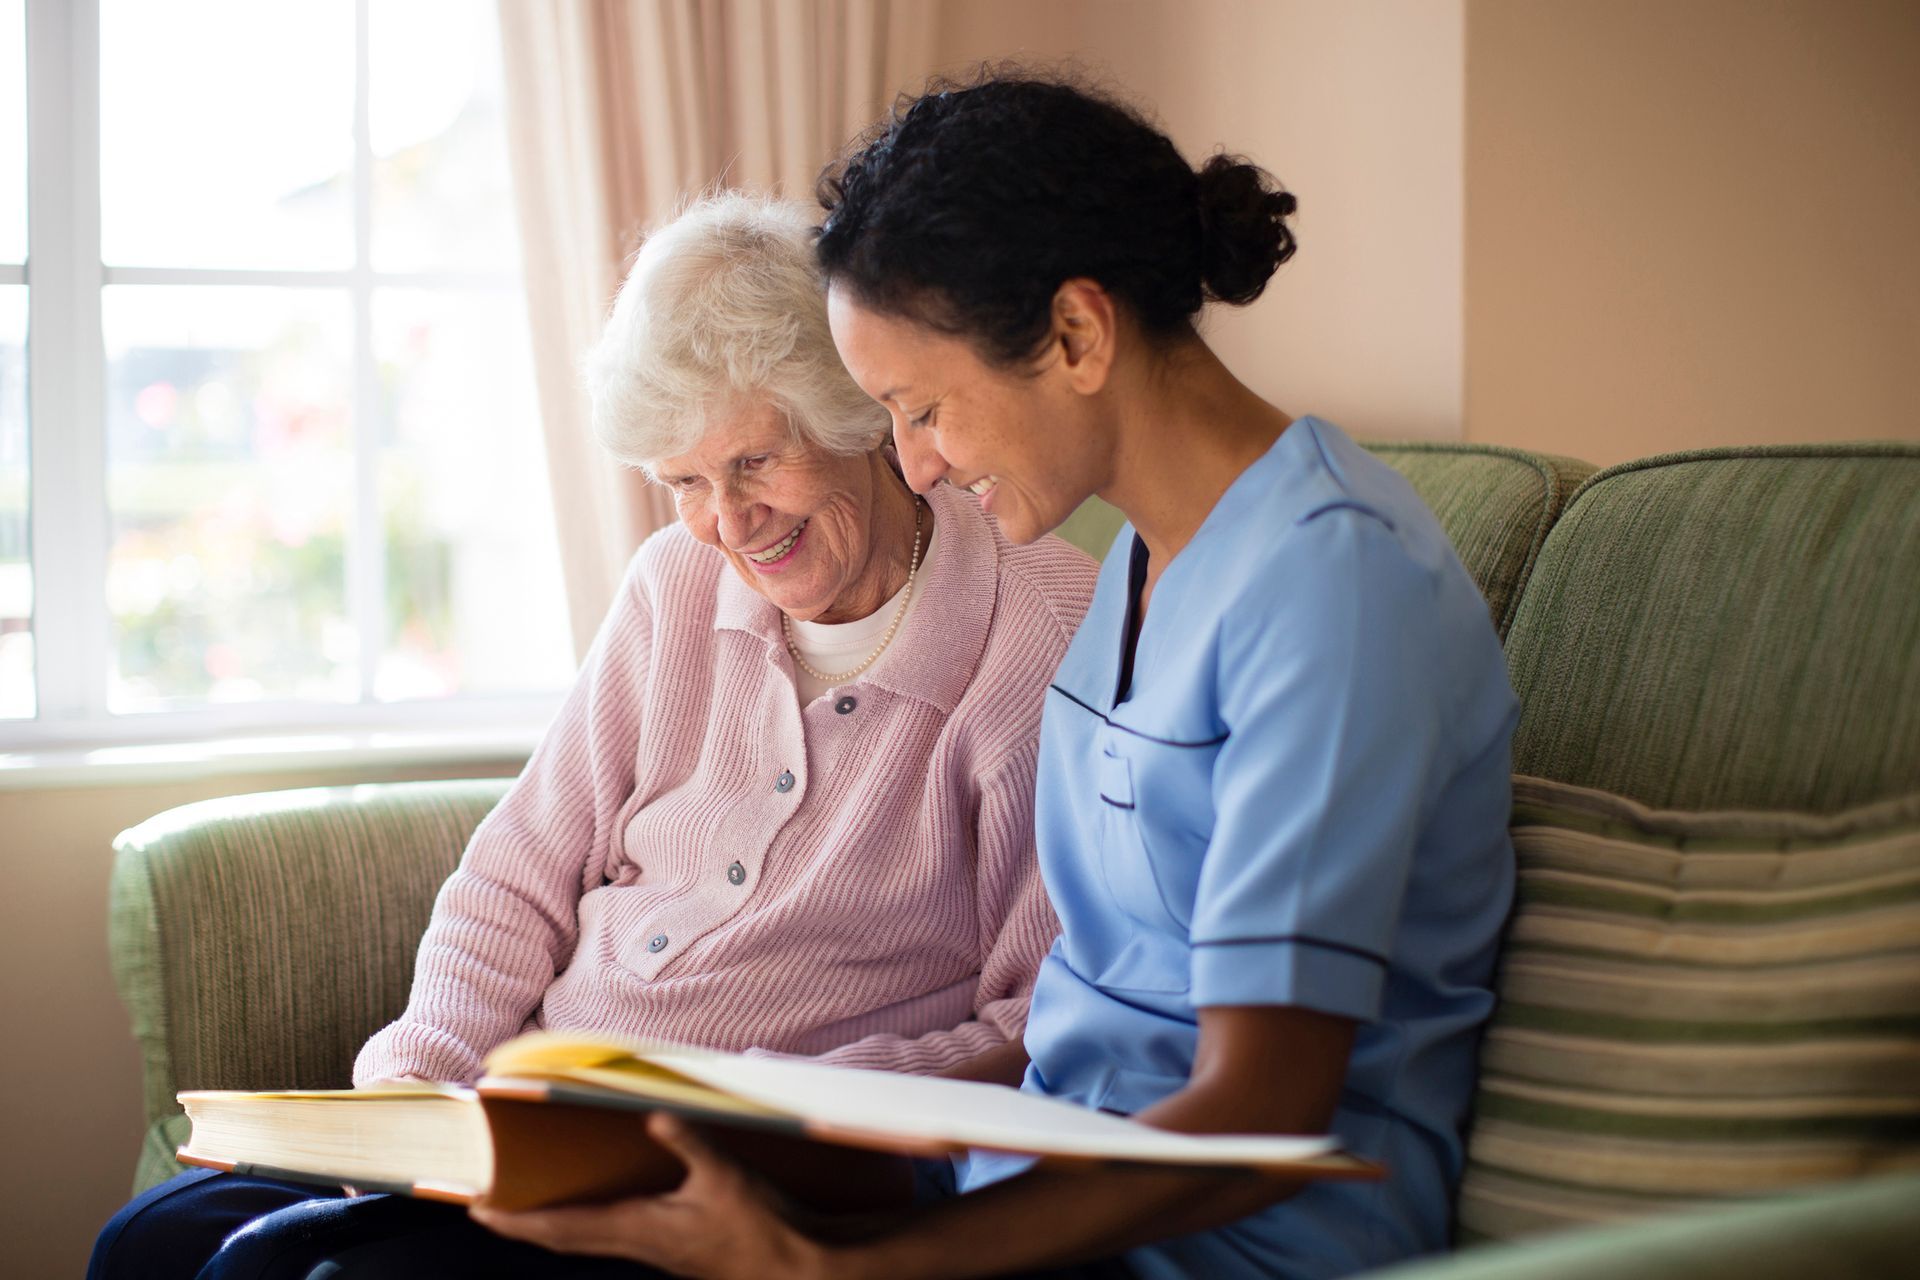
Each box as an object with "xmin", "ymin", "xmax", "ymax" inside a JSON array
[
  {"xmin": 109, "ymin": 778, "xmax": 510, "ymax": 1192},
  {"xmin": 1364, "ymin": 1173, "xmax": 1920, "ymax": 1280}
]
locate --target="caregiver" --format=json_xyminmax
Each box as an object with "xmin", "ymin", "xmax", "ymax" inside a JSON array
[{"xmin": 478, "ymin": 75, "xmax": 1518, "ymax": 1280}]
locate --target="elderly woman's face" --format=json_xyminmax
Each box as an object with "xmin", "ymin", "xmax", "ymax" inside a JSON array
[{"xmin": 654, "ymin": 402, "xmax": 895, "ymax": 624}]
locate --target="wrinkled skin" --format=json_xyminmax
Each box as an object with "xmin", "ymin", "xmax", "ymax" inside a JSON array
[{"xmin": 653, "ymin": 401, "xmax": 919, "ymax": 625}]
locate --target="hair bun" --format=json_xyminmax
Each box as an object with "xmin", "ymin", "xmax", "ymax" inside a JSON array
[
  {"xmin": 1194, "ymin": 153, "xmax": 1297, "ymax": 306},
  {"xmin": 818, "ymin": 74, "xmax": 1301, "ymax": 356}
]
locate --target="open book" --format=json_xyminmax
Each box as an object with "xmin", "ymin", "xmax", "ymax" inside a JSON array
[{"xmin": 177, "ymin": 1031, "xmax": 1378, "ymax": 1211}]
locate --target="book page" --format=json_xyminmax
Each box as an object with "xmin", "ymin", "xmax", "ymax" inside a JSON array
[
  {"xmin": 177, "ymin": 1089, "xmax": 492, "ymax": 1198},
  {"xmin": 657, "ymin": 1052, "xmax": 1334, "ymax": 1162},
  {"xmin": 182, "ymin": 1085, "xmax": 473, "ymax": 1102},
  {"xmin": 483, "ymin": 1032, "xmax": 1338, "ymax": 1166}
]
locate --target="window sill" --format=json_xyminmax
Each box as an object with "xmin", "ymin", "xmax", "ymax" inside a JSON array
[{"xmin": 0, "ymin": 723, "xmax": 544, "ymax": 790}]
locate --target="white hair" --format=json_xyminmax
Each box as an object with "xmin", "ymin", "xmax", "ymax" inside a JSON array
[{"xmin": 584, "ymin": 192, "xmax": 889, "ymax": 473}]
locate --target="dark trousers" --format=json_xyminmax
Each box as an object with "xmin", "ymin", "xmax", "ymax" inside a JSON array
[
  {"xmin": 90, "ymin": 1168, "xmax": 1139, "ymax": 1279},
  {"xmin": 87, "ymin": 1170, "xmax": 663, "ymax": 1280}
]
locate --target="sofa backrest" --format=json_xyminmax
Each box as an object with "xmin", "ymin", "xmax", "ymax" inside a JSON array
[
  {"xmin": 1502, "ymin": 444, "xmax": 1920, "ymax": 813},
  {"xmin": 1365, "ymin": 443, "xmax": 1594, "ymax": 638},
  {"xmin": 111, "ymin": 778, "xmax": 511, "ymax": 1192}
]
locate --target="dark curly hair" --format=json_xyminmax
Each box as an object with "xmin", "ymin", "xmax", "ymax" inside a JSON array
[{"xmin": 816, "ymin": 71, "xmax": 1297, "ymax": 366}]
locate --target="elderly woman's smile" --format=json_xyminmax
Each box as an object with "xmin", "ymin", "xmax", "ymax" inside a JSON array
[
  {"xmin": 653, "ymin": 401, "xmax": 922, "ymax": 626},
  {"xmin": 742, "ymin": 521, "xmax": 806, "ymax": 566}
]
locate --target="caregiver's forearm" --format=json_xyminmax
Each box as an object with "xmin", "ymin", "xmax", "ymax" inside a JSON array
[
  {"xmin": 820, "ymin": 1004, "xmax": 1354, "ymax": 1280},
  {"xmin": 821, "ymin": 1131, "xmax": 1289, "ymax": 1279}
]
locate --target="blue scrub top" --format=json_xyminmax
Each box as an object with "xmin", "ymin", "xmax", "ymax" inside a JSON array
[{"xmin": 960, "ymin": 419, "xmax": 1518, "ymax": 1280}]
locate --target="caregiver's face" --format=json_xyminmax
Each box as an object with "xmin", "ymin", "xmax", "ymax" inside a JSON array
[
  {"xmin": 827, "ymin": 286, "xmax": 1099, "ymax": 545},
  {"xmin": 654, "ymin": 401, "xmax": 892, "ymax": 624}
]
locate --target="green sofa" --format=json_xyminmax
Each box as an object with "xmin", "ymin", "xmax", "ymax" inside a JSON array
[{"xmin": 109, "ymin": 441, "xmax": 1920, "ymax": 1276}]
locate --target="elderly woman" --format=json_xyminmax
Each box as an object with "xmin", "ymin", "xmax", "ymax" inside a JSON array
[{"xmin": 88, "ymin": 193, "xmax": 1096, "ymax": 1280}]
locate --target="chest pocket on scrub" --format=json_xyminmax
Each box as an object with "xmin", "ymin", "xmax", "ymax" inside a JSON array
[{"xmin": 1092, "ymin": 737, "xmax": 1211, "ymax": 993}]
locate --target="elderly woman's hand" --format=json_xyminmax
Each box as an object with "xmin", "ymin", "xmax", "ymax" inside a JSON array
[{"xmin": 471, "ymin": 1113, "xmax": 839, "ymax": 1280}]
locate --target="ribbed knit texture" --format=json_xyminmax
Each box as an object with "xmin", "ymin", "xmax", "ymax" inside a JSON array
[{"xmin": 355, "ymin": 482, "xmax": 1095, "ymax": 1085}]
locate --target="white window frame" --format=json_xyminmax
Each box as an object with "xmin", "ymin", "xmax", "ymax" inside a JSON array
[{"xmin": 7, "ymin": 0, "xmax": 565, "ymax": 757}]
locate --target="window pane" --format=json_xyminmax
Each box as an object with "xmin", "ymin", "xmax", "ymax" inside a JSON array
[
  {"xmin": 0, "ymin": 0, "xmax": 23, "ymax": 263},
  {"xmin": 373, "ymin": 289, "xmax": 569, "ymax": 700},
  {"xmin": 370, "ymin": 1, "xmax": 521, "ymax": 273},
  {"xmin": 104, "ymin": 286, "xmax": 354, "ymax": 712},
  {"xmin": 100, "ymin": 0, "xmax": 354, "ymax": 270},
  {"xmin": 0, "ymin": 284, "xmax": 27, "ymax": 718}
]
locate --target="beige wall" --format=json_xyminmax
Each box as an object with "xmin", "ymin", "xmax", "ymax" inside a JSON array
[
  {"xmin": 933, "ymin": 0, "xmax": 1468, "ymax": 441},
  {"xmin": 1466, "ymin": 0, "xmax": 1920, "ymax": 464},
  {"xmin": 929, "ymin": 0, "xmax": 1920, "ymax": 464},
  {"xmin": 0, "ymin": 758, "xmax": 523, "ymax": 1278}
]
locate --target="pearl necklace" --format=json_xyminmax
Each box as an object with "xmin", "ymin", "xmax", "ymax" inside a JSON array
[{"xmin": 782, "ymin": 498, "xmax": 924, "ymax": 685}]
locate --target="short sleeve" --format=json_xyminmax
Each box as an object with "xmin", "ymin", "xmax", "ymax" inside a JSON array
[{"xmin": 1188, "ymin": 508, "xmax": 1444, "ymax": 1021}]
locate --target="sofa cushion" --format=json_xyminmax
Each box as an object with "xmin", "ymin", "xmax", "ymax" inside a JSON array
[
  {"xmin": 1504, "ymin": 444, "xmax": 1920, "ymax": 813},
  {"xmin": 110, "ymin": 778, "xmax": 510, "ymax": 1193},
  {"xmin": 1377, "ymin": 1171, "xmax": 1920, "ymax": 1280},
  {"xmin": 1457, "ymin": 776, "xmax": 1920, "ymax": 1244},
  {"xmin": 1364, "ymin": 443, "xmax": 1592, "ymax": 637}
]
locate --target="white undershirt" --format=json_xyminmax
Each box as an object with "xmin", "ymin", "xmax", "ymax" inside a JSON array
[{"xmin": 785, "ymin": 523, "xmax": 937, "ymax": 705}]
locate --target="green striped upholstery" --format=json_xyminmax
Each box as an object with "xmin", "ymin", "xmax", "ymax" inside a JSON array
[
  {"xmin": 109, "ymin": 779, "xmax": 509, "ymax": 1193},
  {"xmin": 1374, "ymin": 1169, "xmax": 1920, "ymax": 1280},
  {"xmin": 1505, "ymin": 444, "xmax": 1920, "ymax": 813},
  {"xmin": 1457, "ymin": 777, "xmax": 1920, "ymax": 1243},
  {"xmin": 1055, "ymin": 443, "xmax": 1594, "ymax": 639},
  {"xmin": 1365, "ymin": 443, "xmax": 1593, "ymax": 638}
]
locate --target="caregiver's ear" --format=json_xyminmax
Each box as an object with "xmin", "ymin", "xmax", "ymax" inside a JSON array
[{"xmin": 1048, "ymin": 278, "xmax": 1118, "ymax": 394}]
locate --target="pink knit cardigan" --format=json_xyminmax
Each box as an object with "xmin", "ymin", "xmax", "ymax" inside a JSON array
[{"xmin": 355, "ymin": 483, "xmax": 1096, "ymax": 1085}]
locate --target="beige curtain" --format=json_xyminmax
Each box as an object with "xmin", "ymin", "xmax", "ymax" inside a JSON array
[{"xmin": 498, "ymin": 0, "xmax": 937, "ymax": 656}]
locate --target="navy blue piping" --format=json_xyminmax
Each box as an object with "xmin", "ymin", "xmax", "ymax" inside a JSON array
[
  {"xmin": 1192, "ymin": 934, "xmax": 1391, "ymax": 969},
  {"xmin": 1047, "ymin": 684, "xmax": 1230, "ymax": 749}
]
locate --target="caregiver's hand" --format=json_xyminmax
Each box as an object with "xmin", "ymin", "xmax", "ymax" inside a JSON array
[{"xmin": 471, "ymin": 1112, "xmax": 834, "ymax": 1280}]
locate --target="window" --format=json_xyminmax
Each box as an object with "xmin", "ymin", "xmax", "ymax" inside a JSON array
[
  {"xmin": 8, "ymin": 0, "xmax": 571, "ymax": 750},
  {"xmin": 2, "ymin": 1, "xmax": 27, "ymax": 720}
]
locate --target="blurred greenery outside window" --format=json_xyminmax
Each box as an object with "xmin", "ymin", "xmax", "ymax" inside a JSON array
[{"xmin": 4, "ymin": 0, "xmax": 573, "ymax": 740}]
